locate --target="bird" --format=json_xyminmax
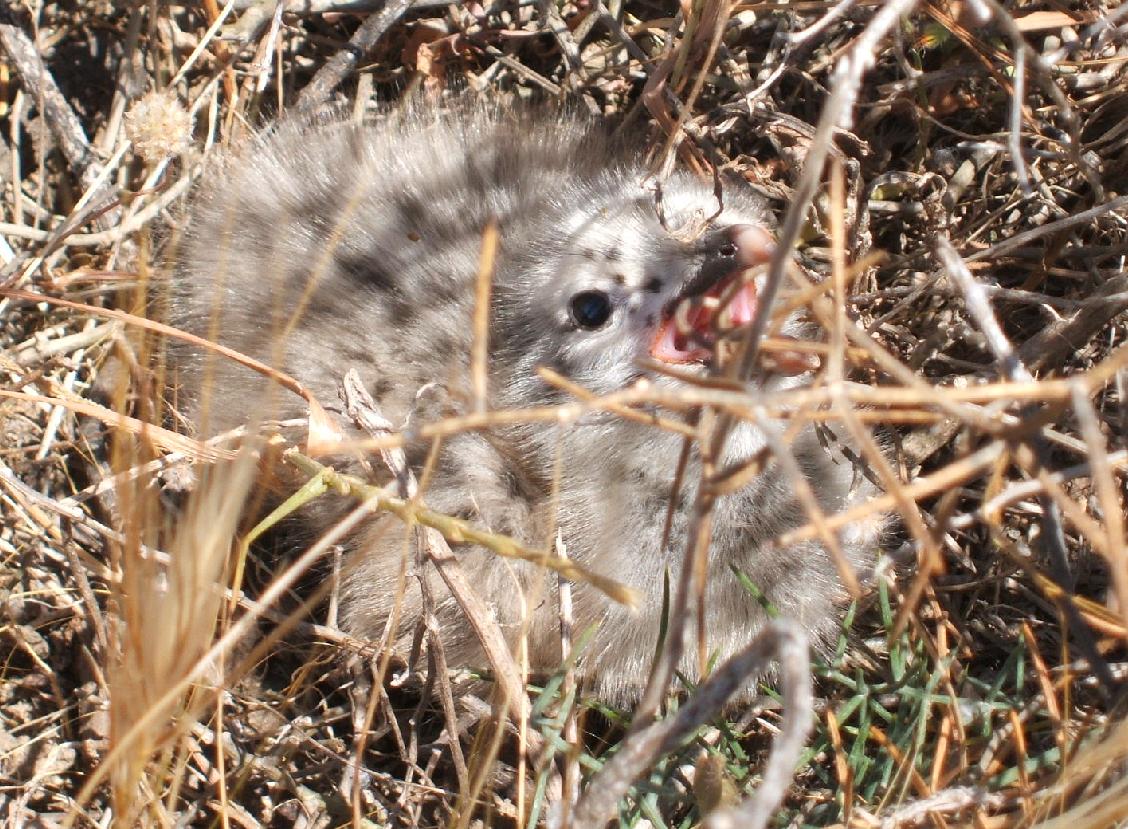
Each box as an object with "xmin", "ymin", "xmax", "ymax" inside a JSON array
[{"xmin": 167, "ymin": 102, "xmax": 882, "ymax": 705}]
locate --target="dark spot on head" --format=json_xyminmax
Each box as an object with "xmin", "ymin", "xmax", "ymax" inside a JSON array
[
  {"xmin": 612, "ymin": 273, "xmax": 626, "ymax": 286},
  {"xmin": 581, "ymin": 248, "xmax": 597, "ymax": 261},
  {"xmin": 393, "ymin": 193, "xmax": 428, "ymax": 228},
  {"xmin": 407, "ymin": 230, "xmax": 421, "ymax": 242},
  {"xmin": 604, "ymin": 248, "xmax": 622, "ymax": 262},
  {"xmin": 644, "ymin": 277, "xmax": 664, "ymax": 293},
  {"xmin": 372, "ymin": 377, "xmax": 393, "ymax": 399},
  {"xmin": 336, "ymin": 252, "xmax": 397, "ymax": 293},
  {"xmin": 344, "ymin": 344, "xmax": 372, "ymax": 365},
  {"xmin": 452, "ymin": 504, "xmax": 478, "ymax": 522},
  {"xmin": 304, "ymin": 290, "xmax": 340, "ymax": 321},
  {"xmin": 430, "ymin": 331, "xmax": 457, "ymax": 358},
  {"xmin": 387, "ymin": 293, "xmax": 418, "ymax": 326},
  {"xmin": 644, "ymin": 492, "xmax": 669, "ymax": 515}
]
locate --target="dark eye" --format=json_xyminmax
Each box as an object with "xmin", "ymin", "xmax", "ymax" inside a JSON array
[
  {"xmin": 569, "ymin": 290, "xmax": 613, "ymax": 329},
  {"xmin": 718, "ymin": 241, "xmax": 739, "ymax": 258}
]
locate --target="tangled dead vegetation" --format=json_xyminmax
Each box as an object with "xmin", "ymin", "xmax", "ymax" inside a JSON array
[{"xmin": 0, "ymin": 1, "xmax": 1126, "ymax": 827}]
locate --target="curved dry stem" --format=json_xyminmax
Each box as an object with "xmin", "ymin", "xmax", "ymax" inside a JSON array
[
  {"xmin": 571, "ymin": 619, "xmax": 813, "ymax": 829},
  {"xmin": 282, "ymin": 449, "xmax": 641, "ymax": 608}
]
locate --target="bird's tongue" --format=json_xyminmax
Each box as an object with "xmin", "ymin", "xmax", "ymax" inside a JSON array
[{"xmin": 650, "ymin": 277, "xmax": 759, "ymax": 365}]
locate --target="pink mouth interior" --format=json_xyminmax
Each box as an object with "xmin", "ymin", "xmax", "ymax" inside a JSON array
[{"xmin": 650, "ymin": 274, "xmax": 759, "ymax": 365}]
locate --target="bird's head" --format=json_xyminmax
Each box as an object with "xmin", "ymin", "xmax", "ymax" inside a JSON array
[{"xmin": 493, "ymin": 174, "xmax": 788, "ymax": 401}]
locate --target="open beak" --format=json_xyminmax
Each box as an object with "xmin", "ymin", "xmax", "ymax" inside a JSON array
[{"xmin": 650, "ymin": 224, "xmax": 775, "ymax": 365}]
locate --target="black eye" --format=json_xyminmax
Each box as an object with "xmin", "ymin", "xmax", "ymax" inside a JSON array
[
  {"xmin": 718, "ymin": 241, "xmax": 739, "ymax": 258},
  {"xmin": 569, "ymin": 290, "xmax": 613, "ymax": 329}
]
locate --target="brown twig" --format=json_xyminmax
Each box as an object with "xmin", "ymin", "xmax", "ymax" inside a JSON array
[
  {"xmin": 0, "ymin": 11, "xmax": 101, "ymax": 190},
  {"xmin": 295, "ymin": 0, "xmax": 415, "ymax": 112}
]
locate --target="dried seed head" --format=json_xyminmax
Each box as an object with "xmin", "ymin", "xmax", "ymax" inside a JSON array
[{"xmin": 125, "ymin": 91, "xmax": 194, "ymax": 165}]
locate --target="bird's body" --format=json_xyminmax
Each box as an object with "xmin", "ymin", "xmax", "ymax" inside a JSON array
[{"xmin": 169, "ymin": 104, "xmax": 880, "ymax": 703}]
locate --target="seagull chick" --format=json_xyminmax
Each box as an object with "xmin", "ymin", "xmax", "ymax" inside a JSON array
[{"xmin": 168, "ymin": 105, "xmax": 882, "ymax": 704}]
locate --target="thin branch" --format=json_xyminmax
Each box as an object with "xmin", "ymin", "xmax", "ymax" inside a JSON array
[
  {"xmin": 295, "ymin": 0, "xmax": 415, "ymax": 112},
  {"xmin": 573, "ymin": 620, "xmax": 812, "ymax": 829}
]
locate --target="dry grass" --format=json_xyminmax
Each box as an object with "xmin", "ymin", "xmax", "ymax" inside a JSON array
[{"xmin": 1, "ymin": 1, "xmax": 1126, "ymax": 827}]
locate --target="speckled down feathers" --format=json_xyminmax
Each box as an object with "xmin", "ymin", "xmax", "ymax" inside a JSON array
[{"xmin": 169, "ymin": 105, "xmax": 881, "ymax": 704}]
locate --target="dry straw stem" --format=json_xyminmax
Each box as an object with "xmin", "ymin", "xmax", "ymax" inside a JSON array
[
  {"xmin": 1035, "ymin": 719, "xmax": 1128, "ymax": 829},
  {"xmin": 282, "ymin": 448, "xmax": 641, "ymax": 608},
  {"xmin": 99, "ymin": 450, "xmax": 259, "ymax": 824},
  {"xmin": 68, "ymin": 446, "xmax": 409, "ymax": 823},
  {"xmin": 325, "ymin": 351, "xmax": 1127, "ymax": 460},
  {"xmin": 744, "ymin": 0, "xmax": 923, "ymax": 390},
  {"xmin": 1070, "ymin": 382, "xmax": 1128, "ymax": 611},
  {"xmin": 1, "ymin": 287, "xmax": 331, "ymax": 448},
  {"xmin": 0, "ymin": 387, "xmax": 233, "ymax": 463},
  {"xmin": 5, "ymin": 319, "xmax": 116, "ymax": 367},
  {"xmin": 471, "ymin": 219, "xmax": 498, "ymax": 415},
  {"xmin": 58, "ymin": 417, "xmax": 308, "ymax": 511}
]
